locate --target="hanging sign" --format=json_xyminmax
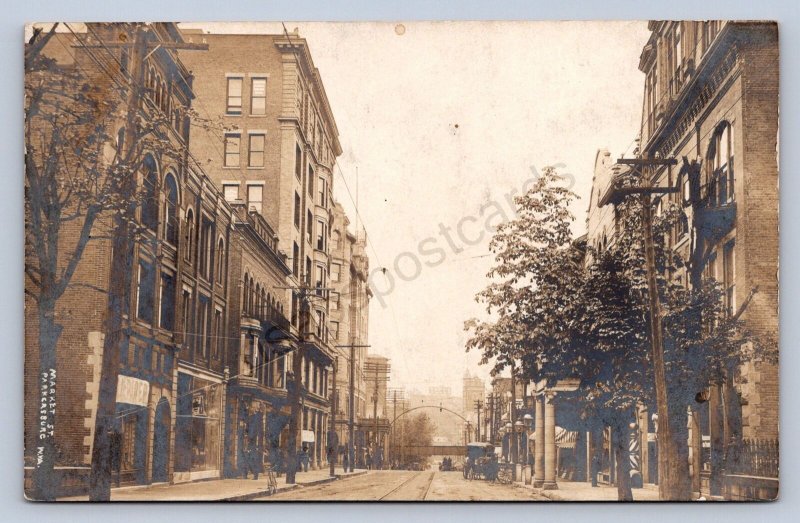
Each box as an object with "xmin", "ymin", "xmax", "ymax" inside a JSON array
[{"xmin": 116, "ymin": 375, "xmax": 149, "ymax": 407}]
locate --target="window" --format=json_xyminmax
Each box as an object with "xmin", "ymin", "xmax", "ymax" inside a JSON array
[
  {"xmin": 315, "ymin": 265, "xmax": 325, "ymax": 295},
  {"xmin": 248, "ymin": 134, "xmax": 265, "ymax": 167},
  {"xmin": 251, "ymin": 77, "xmax": 266, "ymax": 115},
  {"xmin": 181, "ymin": 289, "xmax": 192, "ymax": 346},
  {"xmin": 247, "ymin": 184, "xmax": 263, "ymax": 214},
  {"xmin": 295, "ymin": 144, "xmax": 302, "ymax": 180},
  {"xmin": 331, "ymin": 263, "xmax": 341, "ymax": 282},
  {"xmin": 199, "ymin": 216, "xmax": 214, "ymax": 281},
  {"xmin": 330, "ymin": 291, "xmax": 340, "ymax": 311},
  {"xmin": 226, "ymin": 77, "xmax": 243, "ymax": 114},
  {"xmin": 306, "ymin": 210, "xmax": 313, "ymax": 244},
  {"xmin": 163, "ymin": 173, "xmax": 179, "ymax": 245},
  {"xmin": 316, "ymin": 218, "xmax": 326, "ymax": 250},
  {"xmin": 316, "ymin": 310, "xmax": 324, "ymax": 338},
  {"xmin": 184, "ymin": 209, "xmax": 195, "ymax": 263},
  {"xmin": 709, "ymin": 123, "xmax": 735, "ymax": 205},
  {"xmin": 331, "ymin": 230, "xmax": 341, "ymax": 251},
  {"xmin": 292, "ymin": 242, "xmax": 299, "ymax": 277},
  {"xmin": 305, "ymin": 257, "xmax": 312, "ymax": 285},
  {"xmin": 672, "ymin": 24, "xmax": 682, "ymax": 94},
  {"xmin": 318, "ymin": 176, "xmax": 326, "ymax": 206},
  {"xmin": 216, "ymin": 238, "xmax": 225, "ymax": 283},
  {"xmin": 159, "ymin": 272, "xmax": 175, "ymax": 330},
  {"xmin": 223, "ymin": 183, "xmax": 239, "ymax": 202},
  {"xmin": 198, "ymin": 295, "xmax": 210, "ymax": 358},
  {"xmin": 224, "ymin": 133, "xmax": 240, "ymax": 167},
  {"xmin": 723, "ymin": 241, "xmax": 736, "ymax": 316},
  {"xmin": 294, "ymin": 192, "xmax": 301, "ymax": 228},
  {"xmin": 213, "ymin": 308, "xmax": 223, "ymax": 358},
  {"xmin": 331, "ymin": 321, "xmax": 339, "ymax": 341},
  {"xmin": 141, "ymin": 155, "xmax": 159, "ymax": 232},
  {"xmin": 136, "ymin": 260, "xmax": 156, "ymax": 325},
  {"xmin": 307, "ymin": 165, "xmax": 314, "ymax": 196}
]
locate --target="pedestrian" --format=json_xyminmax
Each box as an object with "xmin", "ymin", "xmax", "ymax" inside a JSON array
[
  {"xmin": 366, "ymin": 451, "xmax": 372, "ymax": 470},
  {"xmin": 342, "ymin": 449, "xmax": 350, "ymax": 472},
  {"xmin": 300, "ymin": 445, "xmax": 310, "ymax": 472}
]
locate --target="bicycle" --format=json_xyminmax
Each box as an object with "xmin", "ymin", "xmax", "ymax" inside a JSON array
[{"xmin": 264, "ymin": 464, "xmax": 278, "ymax": 495}]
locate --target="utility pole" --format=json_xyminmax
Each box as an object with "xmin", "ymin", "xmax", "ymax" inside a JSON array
[
  {"xmin": 281, "ymin": 274, "xmax": 334, "ymax": 484},
  {"xmin": 487, "ymin": 393, "xmax": 494, "ymax": 444},
  {"xmin": 329, "ymin": 357, "xmax": 337, "ymax": 477},
  {"xmin": 89, "ymin": 25, "xmax": 146, "ymax": 501},
  {"xmin": 364, "ymin": 359, "xmax": 390, "ymax": 469},
  {"xmin": 510, "ymin": 360, "xmax": 518, "ymax": 480},
  {"xmin": 336, "ymin": 343, "xmax": 370, "ymax": 472},
  {"xmin": 609, "ymin": 155, "xmax": 680, "ymax": 499},
  {"xmin": 474, "ymin": 400, "xmax": 483, "ymax": 442}
]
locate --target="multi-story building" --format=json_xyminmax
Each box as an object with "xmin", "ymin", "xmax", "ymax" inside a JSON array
[
  {"xmin": 328, "ymin": 203, "xmax": 371, "ymax": 459},
  {"xmin": 25, "ymin": 23, "xmax": 235, "ymax": 493},
  {"xmin": 462, "ymin": 371, "xmax": 486, "ymax": 430},
  {"xmin": 638, "ymin": 20, "xmax": 778, "ymax": 501},
  {"xmin": 179, "ymin": 28, "xmax": 342, "ymax": 471},
  {"xmin": 585, "ymin": 21, "xmax": 779, "ymax": 500}
]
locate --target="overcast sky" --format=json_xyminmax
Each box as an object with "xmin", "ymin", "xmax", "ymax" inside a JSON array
[{"xmin": 182, "ymin": 21, "xmax": 651, "ymax": 395}]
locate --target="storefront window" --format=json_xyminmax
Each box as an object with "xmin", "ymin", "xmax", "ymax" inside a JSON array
[{"xmin": 175, "ymin": 373, "xmax": 223, "ymax": 473}]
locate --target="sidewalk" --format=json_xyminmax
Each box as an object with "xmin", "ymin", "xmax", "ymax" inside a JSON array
[
  {"xmin": 60, "ymin": 468, "xmax": 368, "ymax": 501},
  {"xmin": 520, "ymin": 480, "xmax": 661, "ymax": 502}
]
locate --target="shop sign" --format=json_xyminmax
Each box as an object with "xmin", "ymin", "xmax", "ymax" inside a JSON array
[
  {"xmin": 116, "ymin": 375, "xmax": 149, "ymax": 406},
  {"xmin": 301, "ymin": 429, "xmax": 315, "ymax": 443},
  {"xmin": 192, "ymin": 393, "xmax": 206, "ymax": 416}
]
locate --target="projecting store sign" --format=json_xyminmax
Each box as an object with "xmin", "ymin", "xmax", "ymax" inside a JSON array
[{"xmin": 116, "ymin": 375, "xmax": 150, "ymax": 406}]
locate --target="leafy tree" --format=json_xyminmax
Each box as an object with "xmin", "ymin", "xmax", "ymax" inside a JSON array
[{"xmin": 466, "ymin": 166, "xmax": 773, "ymax": 500}]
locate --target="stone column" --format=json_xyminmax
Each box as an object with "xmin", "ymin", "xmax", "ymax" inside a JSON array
[
  {"xmin": 543, "ymin": 392, "xmax": 558, "ymax": 490},
  {"xmin": 533, "ymin": 394, "xmax": 545, "ymax": 487}
]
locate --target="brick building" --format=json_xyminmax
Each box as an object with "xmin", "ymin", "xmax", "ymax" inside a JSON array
[
  {"xmin": 25, "ymin": 23, "xmax": 236, "ymax": 493},
  {"xmin": 179, "ymin": 29, "xmax": 341, "ymax": 471},
  {"xmin": 584, "ymin": 21, "xmax": 779, "ymax": 500},
  {"xmin": 329, "ymin": 202, "xmax": 372, "ymax": 463}
]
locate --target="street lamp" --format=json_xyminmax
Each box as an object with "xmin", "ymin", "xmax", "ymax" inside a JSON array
[{"xmin": 523, "ymin": 414, "xmax": 533, "ymax": 466}]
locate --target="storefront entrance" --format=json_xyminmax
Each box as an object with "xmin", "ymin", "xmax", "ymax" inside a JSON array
[
  {"xmin": 174, "ymin": 372, "xmax": 223, "ymax": 481},
  {"xmin": 152, "ymin": 398, "xmax": 171, "ymax": 483}
]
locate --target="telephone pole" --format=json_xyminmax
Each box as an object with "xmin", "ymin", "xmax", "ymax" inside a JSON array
[
  {"xmin": 474, "ymin": 400, "xmax": 483, "ymax": 442},
  {"xmin": 606, "ymin": 155, "xmax": 680, "ymax": 499},
  {"xmin": 487, "ymin": 393, "xmax": 495, "ymax": 443},
  {"xmin": 280, "ymin": 275, "xmax": 334, "ymax": 484},
  {"xmin": 364, "ymin": 360, "xmax": 390, "ymax": 468},
  {"xmin": 336, "ymin": 343, "xmax": 370, "ymax": 472},
  {"xmin": 329, "ymin": 357, "xmax": 338, "ymax": 477}
]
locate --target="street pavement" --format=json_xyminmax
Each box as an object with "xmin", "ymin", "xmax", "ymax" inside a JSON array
[{"xmin": 259, "ymin": 469, "xmax": 549, "ymax": 501}]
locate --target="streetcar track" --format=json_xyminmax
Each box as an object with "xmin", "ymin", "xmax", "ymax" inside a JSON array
[{"xmin": 378, "ymin": 471, "xmax": 435, "ymax": 501}]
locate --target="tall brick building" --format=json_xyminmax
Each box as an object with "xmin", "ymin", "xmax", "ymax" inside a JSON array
[
  {"xmin": 584, "ymin": 21, "xmax": 779, "ymax": 500},
  {"xmin": 179, "ymin": 29, "xmax": 342, "ymax": 471},
  {"xmin": 25, "ymin": 23, "xmax": 236, "ymax": 493}
]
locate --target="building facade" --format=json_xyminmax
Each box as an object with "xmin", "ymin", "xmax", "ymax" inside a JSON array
[
  {"xmin": 180, "ymin": 29, "xmax": 343, "ymax": 471},
  {"xmin": 25, "ymin": 23, "xmax": 236, "ymax": 493},
  {"xmin": 581, "ymin": 21, "xmax": 779, "ymax": 500}
]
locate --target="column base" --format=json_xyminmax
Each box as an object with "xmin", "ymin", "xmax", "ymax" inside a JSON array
[
  {"xmin": 542, "ymin": 480, "xmax": 559, "ymax": 490},
  {"xmin": 533, "ymin": 478, "xmax": 544, "ymax": 488}
]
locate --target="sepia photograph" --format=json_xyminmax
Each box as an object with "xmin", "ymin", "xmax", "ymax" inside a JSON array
[{"xmin": 23, "ymin": 19, "xmax": 779, "ymax": 502}]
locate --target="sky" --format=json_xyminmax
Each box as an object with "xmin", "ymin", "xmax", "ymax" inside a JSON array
[{"xmin": 181, "ymin": 21, "xmax": 651, "ymax": 395}]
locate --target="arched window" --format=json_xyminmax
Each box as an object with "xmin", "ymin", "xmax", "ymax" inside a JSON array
[
  {"xmin": 261, "ymin": 288, "xmax": 267, "ymax": 320},
  {"xmin": 255, "ymin": 283, "xmax": 262, "ymax": 319},
  {"xmin": 216, "ymin": 238, "xmax": 225, "ymax": 283},
  {"xmin": 184, "ymin": 208, "xmax": 194, "ymax": 262},
  {"xmin": 163, "ymin": 173, "xmax": 178, "ymax": 244},
  {"xmin": 141, "ymin": 155, "xmax": 159, "ymax": 232},
  {"xmin": 707, "ymin": 122, "xmax": 735, "ymax": 206}
]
